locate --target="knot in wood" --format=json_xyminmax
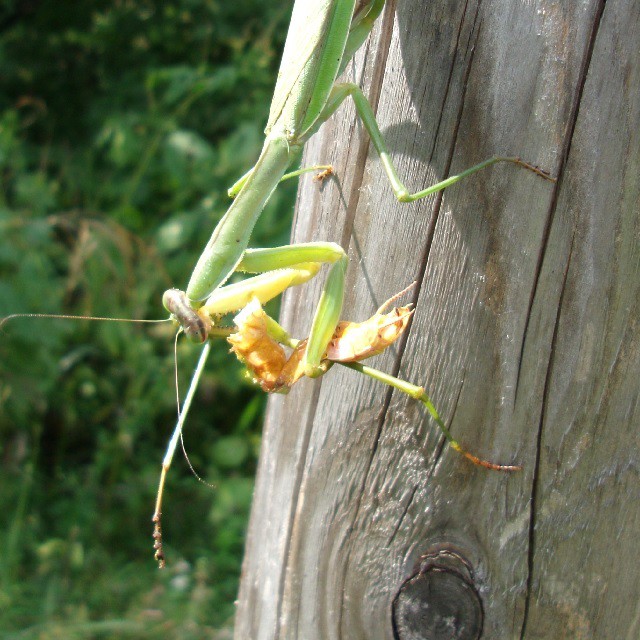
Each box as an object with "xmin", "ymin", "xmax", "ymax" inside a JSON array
[{"xmin": 392, "ymin": 548, "xmax": 483, "ymax": 640}]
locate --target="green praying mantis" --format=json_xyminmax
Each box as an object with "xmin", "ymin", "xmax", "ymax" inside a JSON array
[
  {"xmin": 151, "ymin": 0, "xmax": 556, "ymax": 564},
  {"xmin": 1, "ymin": 0, "xmax": 554, "ymax": 567}
]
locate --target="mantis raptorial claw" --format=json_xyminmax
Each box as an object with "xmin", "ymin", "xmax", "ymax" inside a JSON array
[{"xmin": 228, "ymin": 287, "xmax": 415, "ymax": 392}]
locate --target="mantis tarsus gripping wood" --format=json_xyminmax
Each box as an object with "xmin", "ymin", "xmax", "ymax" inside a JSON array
[{"xmin": 1, "ymin": 0, "xmax": 555, "ymax": 569}]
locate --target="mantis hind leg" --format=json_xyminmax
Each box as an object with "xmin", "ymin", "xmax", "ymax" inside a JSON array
[
  {"xmin": 308, "ymin": 82, "xmax": 555, "ymax": 202},
  {"xmin": 343, "ymin": 361, "xmax": 521, "ymax": 472},
  {"xmin": 340, "ymin": 0, "xmax": 387, "ymax": 73}
]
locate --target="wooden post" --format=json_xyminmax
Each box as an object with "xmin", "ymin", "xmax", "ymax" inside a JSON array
[{"xmin": 235, "ymin": 1, "xmax": 640, "ymax": 638}]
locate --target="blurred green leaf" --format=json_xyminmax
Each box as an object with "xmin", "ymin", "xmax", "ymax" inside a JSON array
[
  {"xmin": 0, "ymin": 0, "xmax": 295, "ymax": 635},
  {"xmin": 211, "ymin": 435, "xmax": 250, "ymax": 469}
]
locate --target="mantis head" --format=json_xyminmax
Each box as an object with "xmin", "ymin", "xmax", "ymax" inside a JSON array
[{"xmin": 162, "ymin": 289, "xmax": 210, "ymax": 343}]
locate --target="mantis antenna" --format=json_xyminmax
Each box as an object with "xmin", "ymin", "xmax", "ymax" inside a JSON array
[{"xmin": 0, "ymin": 312, "xmax": 170, "ymax": 332}]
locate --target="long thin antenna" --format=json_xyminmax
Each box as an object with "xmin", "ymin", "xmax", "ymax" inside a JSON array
[{"xmin": 0, "ymin": 313, "xmax": 169, "ymax": 332}]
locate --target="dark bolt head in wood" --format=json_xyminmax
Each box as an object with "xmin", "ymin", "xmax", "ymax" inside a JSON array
[{"xmin": 392, "ymin": 548, "xmax": 483, "ymax": 640}]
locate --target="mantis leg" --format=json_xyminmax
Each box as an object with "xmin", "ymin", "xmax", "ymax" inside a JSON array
[
  {"xmin": 199, "ymin": 264, "xmax": 322, "ymax": 318},
  {"xmin": 237, "ymin": 245, "xmax": 348, "ymax": 380},
  {"xmin": 237, "ymin": 242, "xmax": 344, "ymax": 273},
  {"xmin": 342, "ymin": 361, "xmax": 520, "ymax": 471},
  {"xmin": 237, "ymin": 243, "xmax": 349, "ymax": 377},
  {"xmin": 308, "ymin": 82, "xmax": 554, "ymax": 202},
  {"xmin": 236, "ymin": 243, "xmax": 350, "ymax": 377},
  {"xmin": 303, "ymin": 252, "xmax": 348, "ymax": 376},
  {"xmin": 153, "ymin": 339, "xmax": 212, "ymax": 568},
  {"xmin": 202, "ymin": 241, "xmax": 347, "ymax": 378},
  {"xmin": 155, "ymin": 245, "xmax": 343, "ymax": 564},
  {"xmin": 200, "ymin": 242, "xmax": 346, "ymax": 324},
  {"xmin": 339, "ymin": 0, "xmax": 386, "ymax": 74},
  {"xmin": 227, "ymin": 163, "xmax": 334, "ymax": 198}
]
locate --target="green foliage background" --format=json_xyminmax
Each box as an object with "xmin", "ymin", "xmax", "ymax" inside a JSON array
[{"xmin": 0, "ymin": 2, "xmax": 295, "ymax": 637}]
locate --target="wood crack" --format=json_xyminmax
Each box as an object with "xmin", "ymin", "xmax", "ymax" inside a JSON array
[
  {"xmin": 410, "ymin": 2, "xmax": 482, "ymax": 312},
  {"xmin": 276, "ymin": 3, "xmax": 401, "ymax": 634},
  {"xmin": 424, "ymin": 0, "xmax": 474, "ymax": 164},
  {"xmin": 387, "ymin": 484, "xmax": 418, "ymax": 547},
  {"xmin": 518, "ymin": 3, "xmax": 609, "ymax": 634},
  {"xmin": 519, "ymin": 230, "xmax": 576, "ymax": 639},
  {"xmin": 514, "ymin": 0, "xmax": 609, "ymax": 405}
]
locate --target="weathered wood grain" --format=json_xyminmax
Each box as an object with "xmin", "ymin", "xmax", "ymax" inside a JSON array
[{"xmin": 235, "ymin": 1, "xmax": 639, "ymax": 638}]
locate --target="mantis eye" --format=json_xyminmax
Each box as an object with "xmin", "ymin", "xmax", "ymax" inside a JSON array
[{"xmin": 162, "ymin": 289, "xmax": 209, "ymax": 343}]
